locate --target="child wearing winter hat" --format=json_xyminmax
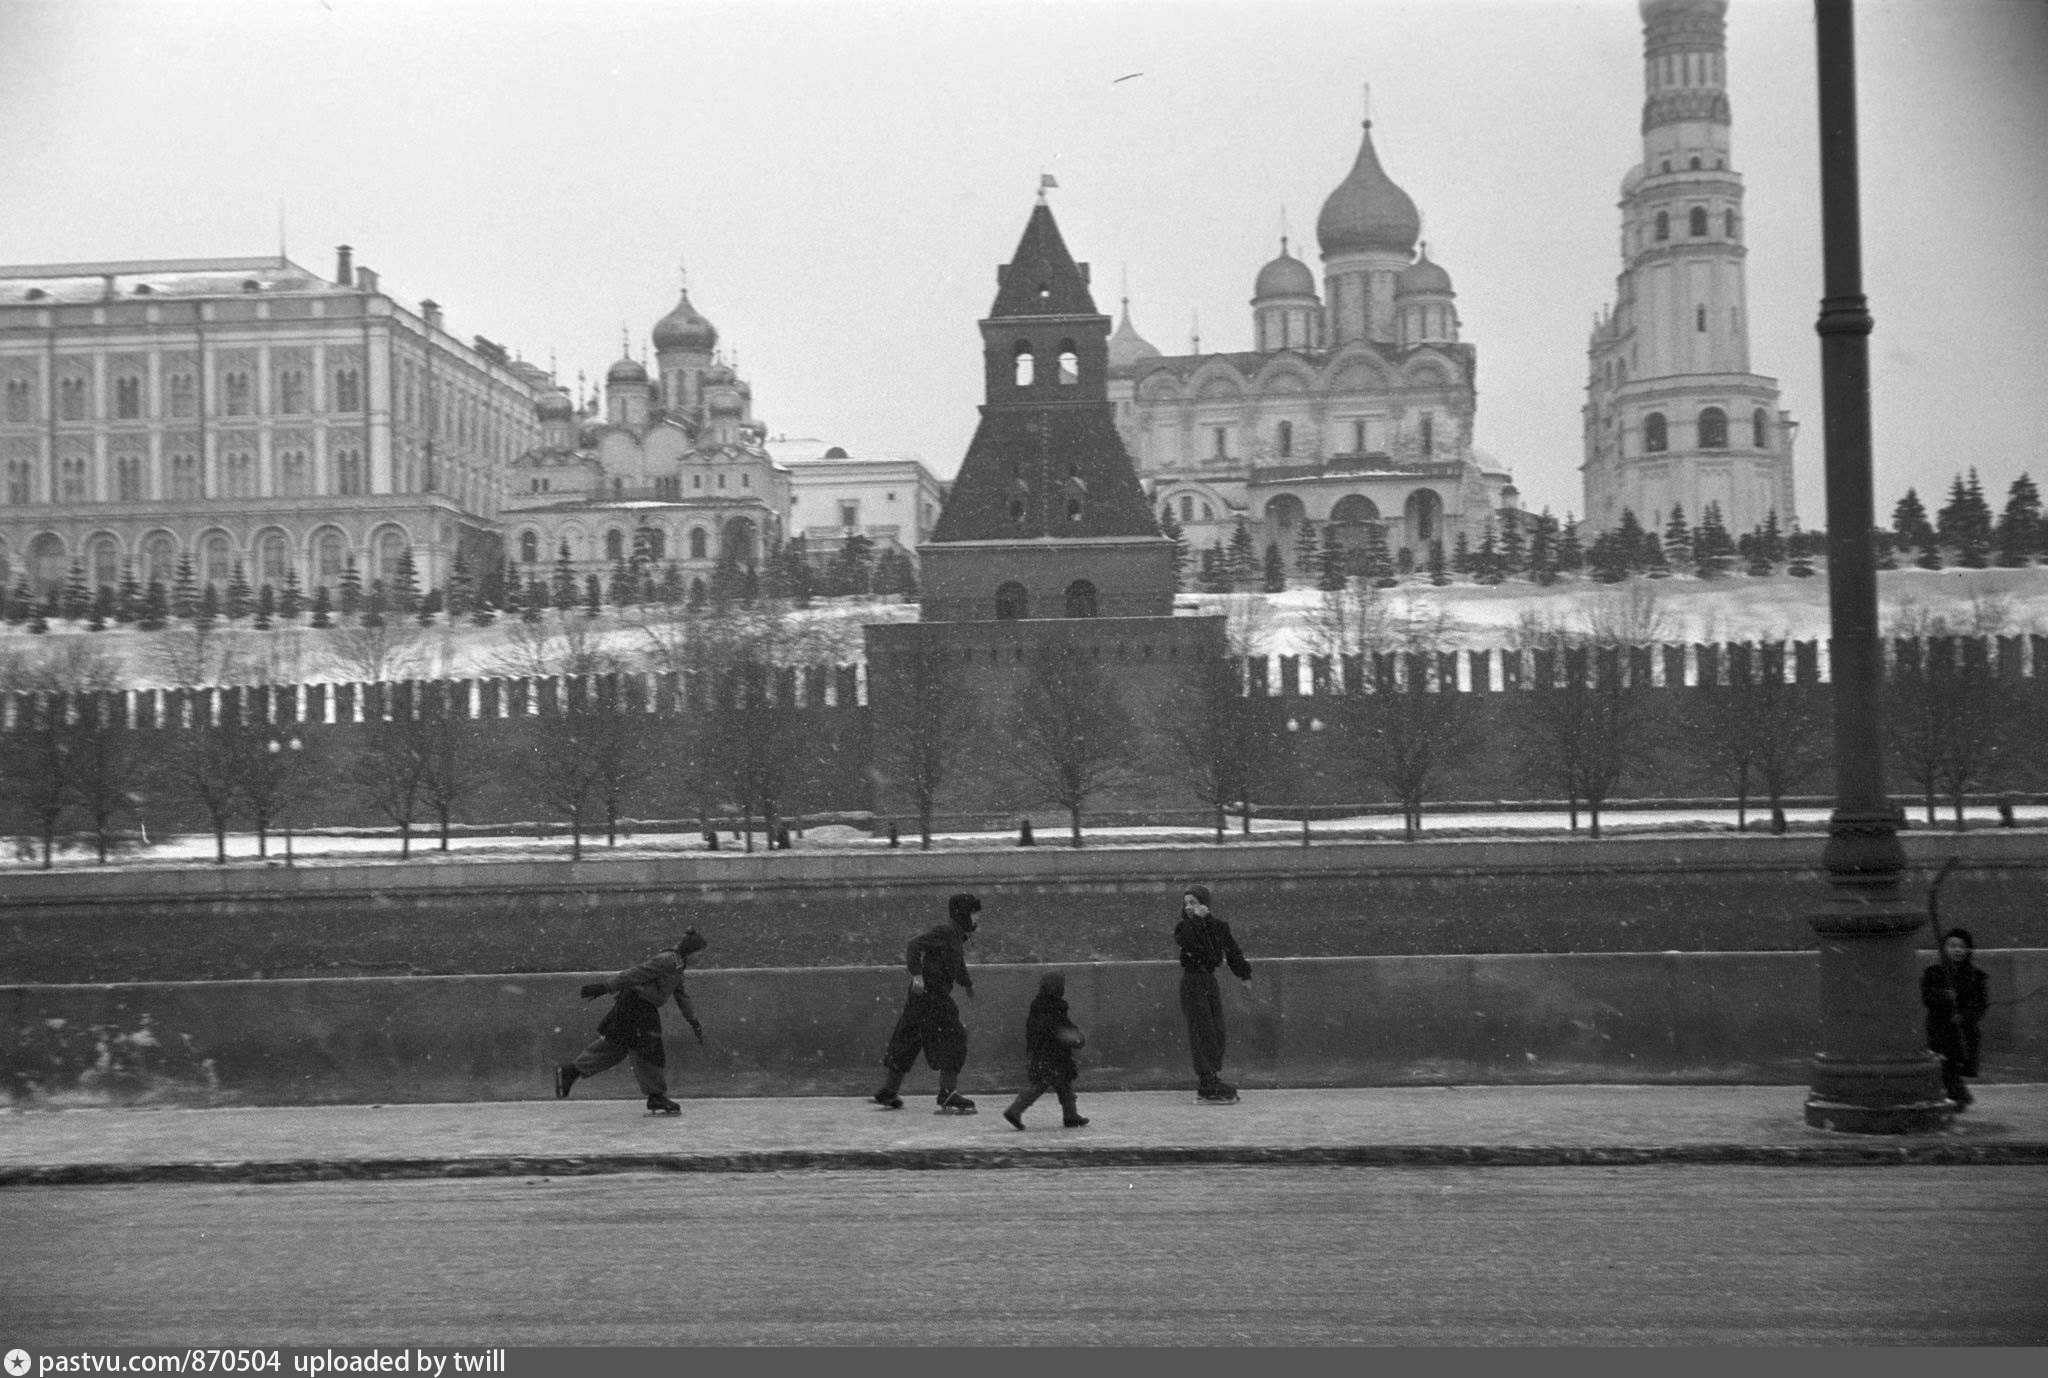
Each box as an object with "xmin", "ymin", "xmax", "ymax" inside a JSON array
[{"xmin": 1003, "ymin": 970, "xmax": 1089, "ymax": 1130}]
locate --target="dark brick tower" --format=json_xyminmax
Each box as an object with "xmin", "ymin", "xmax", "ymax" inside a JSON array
[{"xmin": 920, "ymin": 198, "xmax": 1177, "ymax": 621}]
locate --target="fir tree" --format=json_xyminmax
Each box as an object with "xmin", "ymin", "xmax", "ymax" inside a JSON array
[
  {"xmin": 521, "ymin": 577, "xmax": 546, "ymax": 622},
  {"xmin": 196, "ymin": 582, "xmax": 221, "ymax": 630},
  {"xmin": 279, "ymin": 567, "xmax": 304, "ymax": 623},
  {"xmin": 1527, "ymin": 511, "xmax": 1558, "ymax": 585},
  {"xmin": 1759, "ymin": 509, "xmax": 1786, "ymax": 565},
  {"xmin": 362, "ymin": 582, "xmax": 387, "ymax": 628},
  {"xmin": 552, "ymin": 543, "xmax": 578, "ymax": 610},
  {"xmin": 1450, "ymin": 531, "xmax": 1472, "ymax": 578},
  {"xmin": 1158, "ymin": 505, "xmax": 1190, "ymax": 590},
  {"xmin": 897, "ymin": 553, "xmax": 920, "ymax": 601},
  {"xmin": 1361, "ymin": 522, "xmax": 1395, "ymax": 585},
  {"xmin": 660, "ymin": 561, "xmax": 686, "ymax": 606},
  {"xmin": 1555, "ymin": 515, "xmax": 1586, "ymax": 575},
  {"xmin": 116, "ymin": 562, "xmax": 142, "ymax": 624},
  {"xmin": 1498, "ymin": 512, "xmax": 1527, "ymax": 578},
  {"xmin": 1615, "ymin": 509, "xmax": 1648, "ymax": 572},
  {"xmin": 584, "ymin": 573, "xmax": 603, "ymax": 617},
  {"xmin": 1226, "ymin": 518, "xmax": 1257, "ymax": 589},
  {"xmin": 1196, "ymin": 544, "xmax": 1228, "ymax": 593},
  {"xmin": 416, "ymin": 587, "xmax": 441, "ymax": 627},
  {"xmin": 608, "ymin": 558, "xmax": 636, "ymax": 608},
  {"xmin": 62, "ymin": 560, "xmax": 91, "ymax": 622},
  {"xmin": 1316, "ymin": 524, "xmax": 1347, "ymax": 592},
  {"xmin": 1263, "ymin": 540, "xmax": 1288, "ymax": 592},
  {"xmin": 27, "ymin": 598, "xmax": 49, "ymax": 634},
  {"xmin": 391, "ymin": 546, "xmax": 420, "ymax": 615},
  {"xmin": 1996, "ymin": 473, "xmax": 2043, "ymax": 566},
  {"xmin": 1294, "ymin": 518, "xmax": 1320, "ymax": 581},
  {"xmin": 1473, "ymin": 529, "xmax": 1502, "ymax": 585},
  {"xmin": 88, "ymin": 584, "xmax": 111, "ymax": 631},
  {"xmin": 140, "ymin": 580, "xmax": 168, "ymax": 631},
  {"xmin": 1891, "ymin": 488, "xmax": 1935, "ymax": 552},
  {"xmin": 339, "ymin": 556, "xmax": 363, "ymax": 620},
  {"xmin": 310, "ymin": 585, "xmax": 334, "ymax": 629},
  {"xmin": 1694, "ymin": 502, "xmax": 1733, "ymax": 578},
  {"xmin": 5, "ymin": 575, "xmax": 28, "ymax": 625},
  {"xmin": 1957, "ymin": 469, "xmax": 1994, "ymax": 568},
  {"xmin": 172, "ymin": 553, "xmax": 199, "ymax": 621},
  {"xmin": 447, "ymin": 555, "xmax": 476, "ymax": 621},
  {"xmin": 224, "ymin": 561, "xmax": 252, "ymax": 622},
  {"xmin": 255, "ymin": 583, "xmax": 276, "ymax": 630},
  {"xmin": 1427, "ymin": 539, "xmax": 1449, "ymax": 586},
  {"xmin": 1588, "ymin": 531, "xmax": 1630, "ymax": 583},
  {"xmin": 1664, "ymin": 505, "xmax": 1694, "ymax": 572},
  {"xmin": 1641, "ymin": 530, "xmax": 1667, "ymax": 574}
]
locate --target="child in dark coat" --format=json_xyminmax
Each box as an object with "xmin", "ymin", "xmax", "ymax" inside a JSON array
[
  {"xmin": 1922, "ymin": 926, "xmax": 1991, "ymax": 1110},
  {"xmin": 1002, "ymin": 971, "xmax": 1089, "ymax": 1130}
]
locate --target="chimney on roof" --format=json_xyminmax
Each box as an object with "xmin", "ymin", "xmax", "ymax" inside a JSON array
[
  {"xmin": 335, "ymin": 244, "xmax": 354, "ymax": 287},
  {"xmin": 356, "ymin": 266, "xmax": 379, "ymax": 296},
  {"xmin": 421, "ymin": 299, "xmax": 443, "ymax": 331}
]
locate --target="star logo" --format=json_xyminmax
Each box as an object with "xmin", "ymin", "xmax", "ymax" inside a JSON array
[{"xmin": 4, "ymin": 1349, "xmax": 32, "ymax": 1377}]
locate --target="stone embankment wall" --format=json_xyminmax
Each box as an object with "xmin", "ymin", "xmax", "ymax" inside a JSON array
[{"xmin": 7, "ymin": 950, "xmax": 2045, "ymax": 1106}]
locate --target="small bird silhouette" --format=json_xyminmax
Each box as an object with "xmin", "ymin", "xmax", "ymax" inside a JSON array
[{"xmin": 1113, "ymin": 72, "xmax": 1143, "ymax": 84}]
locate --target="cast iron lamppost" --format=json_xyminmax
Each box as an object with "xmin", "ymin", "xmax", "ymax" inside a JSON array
[
  {"xmin": 267, "ymin": 734, "xmax": 303, "ymax": 866},
  {"xmin": 1804, "ymin": 0, "xmax": 1949, "ymax": 1133}
]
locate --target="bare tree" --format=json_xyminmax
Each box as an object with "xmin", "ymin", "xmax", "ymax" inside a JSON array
[
  {"xmin": 165, "ymin": 688, "xmax": 256, "ymax": 864},
  {"xmin": 493, "ymin": 619, "xmax": 636, "ymax": 859},
  {"xmin": 236, "ymin": 707, "xmax": 314, "ymax": 859},
  {"xmin": 416, "ymin": 688, "xmax": 473, "ymax": 851},
  {"xmin": 1886, "ymin": 636, "xmax": 2022, "ymax": 829},
  {"xmin": 1519, "ymin": 619, "xmax": 1660, "ymax": 839},
  {"xmin": 322, "ymin": 618, "xmax": 424, "ymax": 684},
  {"xmin": 1163, "ymin": 649, "xmax": 1264, "ymax": 842},
  {"xmin": 869, "ymin": 632, "xmax": 976, "ymax": 849},
  {"xmin": 1683, "ymin": 640, "xmax": 1828, "ymax": 831},
  {"xmin": 1328, "ymin": 602, "xmax": 1475, "ymax": 840},
  {"xmin": 353, "ymin": 706, "xmax": 431, "ymax": 858},
  {"xmin": 148, "ymin": 620, "xmax": 258, "ymax": 688},
  {"xmin": 996, "ymin": 648, "xmax": 1139, "ymax": 848}
]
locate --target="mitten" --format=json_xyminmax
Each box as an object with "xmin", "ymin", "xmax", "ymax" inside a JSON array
[
  {"xmin": 580, "ymin": 982, "xmax": 609, "ymax": 999},
  {"xmin": 687, "ymin": 1018, "xmax": 705, "ymax": 1044}
]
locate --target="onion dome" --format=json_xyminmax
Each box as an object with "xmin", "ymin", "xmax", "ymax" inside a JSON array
[
  {"xmin": 1396, "ymin": 244, "xmax": 1453, "ymax": 296},
  {"xmin": 1317, "ymin": 121, "xmax": 1421, "ymax": 257},
  {"xmin": 536, "ymin": 389, "xmax": 575, "ymax": 420},
  {"xmin": 651, "ymin": 288, "xmax": 718, "ymax": 353},
  {"xmin": 1253, "ymin": 240, "xmax": 1317, "ymax": 300},
  {"xmin": 606, "ymin": 356, "xmax": 648, "ymax": 385},
  {"xmin": 1107, "ymin": 300, "xmax": 1162, "ymax": 374},
  {"xmin": 703, "ymin": 360, "xmax": 736, "ymax": 386}
]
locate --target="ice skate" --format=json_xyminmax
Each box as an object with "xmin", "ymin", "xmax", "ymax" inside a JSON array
[
  {"xmin": 1062, "ymin": 1115, "xmax": 1089, "ymax": 1128},
  {"xmin": 646, "ymin": 1094, "xmax": 682, "ymax": 1116},
  {"xmin": 935, "ymin": 1091, "xmax": 978, "ymax": 1115},
  {"xmin": 1196, "ymin": 1083, "xmax": 1240, "ymax": 1105},
  {"xmin": 553, "ymin": 1065, "xmax": 579, "ymax": 1100},
  {"xmin": 872, "ymin": 1088, "xmax": 905, "ymax": 1110},
  {"xmin": 1002, "ymin": 1105, "xmax": 1026, "ymax": 1131}
]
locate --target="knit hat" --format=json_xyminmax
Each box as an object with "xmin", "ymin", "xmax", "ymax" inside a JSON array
[
  {"xmin": 1183, "ymin": 884, "xmax": 1212, "ymax": 907},
  {"xmin": 1942, "ymin": 927, "xmax": 1975, "ymax": 956},
  {"xmin": 1040, "ymin": 971, "xmax": 1065, "ymax": 997},
  {"xmin": 675, "ymin": 928, "xmax": 708, "ymax": 955},
  {"xmin": 949, "ymin": 893, "xmax": 982, "ymax": 932}
]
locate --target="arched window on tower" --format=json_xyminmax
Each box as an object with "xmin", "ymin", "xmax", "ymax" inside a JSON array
[
  {"xmin": 1689, "ymin": 206, "xmax": 1708, "ymax": 237},
  {"xmin": 1057, "ymin": 339, "xmax": 1079, "ymax": 386},
  {"xmin": 1655, "ymin": 211, "xmax": 1670, "ymax": 242},
  {"xmin": 1689, "ymin": 156, "xmax": 1701, "ymax": 171},
  {"xmin": 1277, "ymin": 421, "xmax": 1293, "ymax": 458},
  {"xmin": 1698, "ymin": 407, "xmax": 1728, "ymax": 449},
  {"xmin": 1064, "ymin": 580, "xmax": 1098, "ymax": 618},
  {"xmin": 605, "ymin": 529, "xmax": 624, "ymax": 562},
  {"xmin": 1420, "ymin": 414, "xmax": 1435, "ymax": 456},
  {"xmin": 689, "ymin": 527, "xmax": 708, "ymax": 560},
  {"xmin": 1752, "ymin": 408, "xmax": 1769, "ymax": 448},
  {"xmin": 995, "ymin": 581, "xmax": 1027, "ymax": 621},
  {"xmin": 1013, "ymin": 342, "xmax": 1035, "ymax": 387},
  {"xmin": 1644, "ymin": 413, "xmax": 1668, "ymax": 453},
  {"xmin": 1725, "ymin": 210, "xmax": 1738, "ymax": 239},
  {"xmin": 519, "ymin": 531, "xmax": 538, "ymax": 563}
]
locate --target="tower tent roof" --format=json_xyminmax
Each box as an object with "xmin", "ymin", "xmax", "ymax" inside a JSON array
[{"xmin": 990, "ymin": 202, "xmax": 1101, "ymax": 318}]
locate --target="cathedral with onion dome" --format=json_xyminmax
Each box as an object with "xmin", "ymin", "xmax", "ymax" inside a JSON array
[
  {"xmin": 502, "ymin": 273, "xmax": 792, "ymax": 597},
  {"xmin": 1110, "ymin": 114, "xmax": 1516, "ymax": 574}
]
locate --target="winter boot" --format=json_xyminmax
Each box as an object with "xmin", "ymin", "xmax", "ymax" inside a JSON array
[
  {"xmin": 1062, "ymin": 1114, "xmax": 1090, "ymax": 1129},
  {"xmin": 1002, "ymin": 1100, "xmax": 1028, "ymax": 1131},
  {"xmin": 646, "ymin": 1094, "xmax": 682, "ymax": 1116},
  {"xmin": 554, "ymin": 1065, "xmax": 579, "ymax": 1100},
  {"xmin": 936, "ymin": 1091, "xmax": 978, "ymax": 1115},
  {"xmin": 872, "ymin": 1088, "xmax": 905, "ymax": 1110}
]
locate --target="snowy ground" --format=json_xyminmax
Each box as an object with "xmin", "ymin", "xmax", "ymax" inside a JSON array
[
  {"xmin": 2, "ymin": 566, "xmax": 2044, "ymax": 689},
  {"xmin": 12, "ymin": 802, "xmax": 2044, "ymax": 874}
]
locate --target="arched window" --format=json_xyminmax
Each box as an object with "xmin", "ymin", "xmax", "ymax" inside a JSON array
[
  {"xmin": 1654, "ymin": 211, "xmax": 1670, "ymax": 241},
  {"xmin": 994, "ymin": 581, "xmax": 1028, "ymax": 620},
  {"xmin": 334, "ymin": 447, "xmax": 366, "ymax": 496},
  {"xmin": 1752, "ymin": 408, "xmax": 1769, "ymax": 448},
  {"xmin": 4, "ymin": 378, "xmax": 31, "ymax": 423},
  {"xmin": 313, "ymin": 528, "xmax": 348, "ymax": 586},
  {"xmin": 278, "ymin": 370, "xmax": 308, "ymax": 414},
  {"xmin": 115, "ymin": 454, "xmax": 144, "ymax": 501},
  {"xmin": 605, "ymin": 529, "xmax": 624, "ymax": 562},
  {"xmin": 1688, "ymin": 156, "xmax": 1701, "ymax": 171},
  {"xmin": 29, "ymin": 533, "xmax": 66, "ymax": 594},
  {"xmin": 256, "ymin": 529, "xmax": 290, "ymax": 588},
  {"xmin": 1689, "ymin": 206, "xmax": 1708, "ymax": 237},
  {"xmin": 689, "ymin": 527, "xmax": 708, "ymax": 560},
  {"xmin": 334, "ymin": 368, "xmax": 361, "ymax": 411},
  {"xmin": 1277, "ymin": 421, "xmax": 1293, "ymax": 458},
  {"xmin": 1420, "ymin": 414, "xmax": 1434, "ymax": 456},
  {"xmin": 59, "ymin": 377, "xmax": 87, "ymax": 421},
  {"xmin": 1179, "ymin": 494, "xmax": 1194, "ymax": 522},
  {"xmin": 519, "ymin": 531, "xmax": 539, "ymax": 563},
  {"xmin": 1724, "ymin": 210, "xmax": 1738, "ymax": 239},
  {"xmin": 1696, "ymin": 305, "xmax": 1707, "ymax": 332},
  {"xmin": 1644, "ymin": 412, "xmax": 1668, "ymax": 453},
  {"xmin": 88, "ymin": 534, "xmax": 120, "ymax": 590},
  {"xmin": 372, "ymin": 525, "xmax": 407, "ymax": 584},
  {"xmin": 201, "ymin": 531, "xmax": 234, "ymax": 588},
  {"xmin": 1013, "ymin": 341, "xmax": 1035, "ymax": 387},
  {"xmin": 1698, "ymin": 407, "xmax": 1728, "ymax": 449},
  {"xmin": 638, "ymin": 526, "xmax": 666, "ymax": 562},
  {"xmin": 1057, "ymin": 339, "xmax": 1079, "ymax": 386},
  {"xmin": 1064, "ymin": 580, "xmax": 1098, "ymax": 618},
  {"xmin": 278, "ymin": 449, "xmax": 310, "ymax": 495},
  {"xmin": 115, "ymin": 376, "xmax": 142, "ymax": 419}
]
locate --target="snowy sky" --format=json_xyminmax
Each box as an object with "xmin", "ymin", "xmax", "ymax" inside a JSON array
[{"xmin": 2, "ymin": 0, "xmax": 2044, "ymax": 524}]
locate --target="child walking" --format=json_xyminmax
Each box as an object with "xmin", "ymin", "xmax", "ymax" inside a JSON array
[{"xmin": 1003, "ymin": 971, "xmax": 1089, "ymax": 1130}]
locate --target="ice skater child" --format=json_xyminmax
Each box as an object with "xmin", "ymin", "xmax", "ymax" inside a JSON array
[
  {"xmin": 556, "ymin": 928, "xmax": 707, "ymax": 1115},
  {"xmin": 874, "ymin": 892, "xmax": 981, "ymax": 1114},
  {"xmin": 1003, "ymin": 970, "xmax": 1089, "ymax": 1130}
]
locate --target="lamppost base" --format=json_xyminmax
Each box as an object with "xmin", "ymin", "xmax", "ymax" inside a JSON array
[{"xmin": 1805, "ymin": 1092, "xmax": 1953, "ymax": 1135}]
